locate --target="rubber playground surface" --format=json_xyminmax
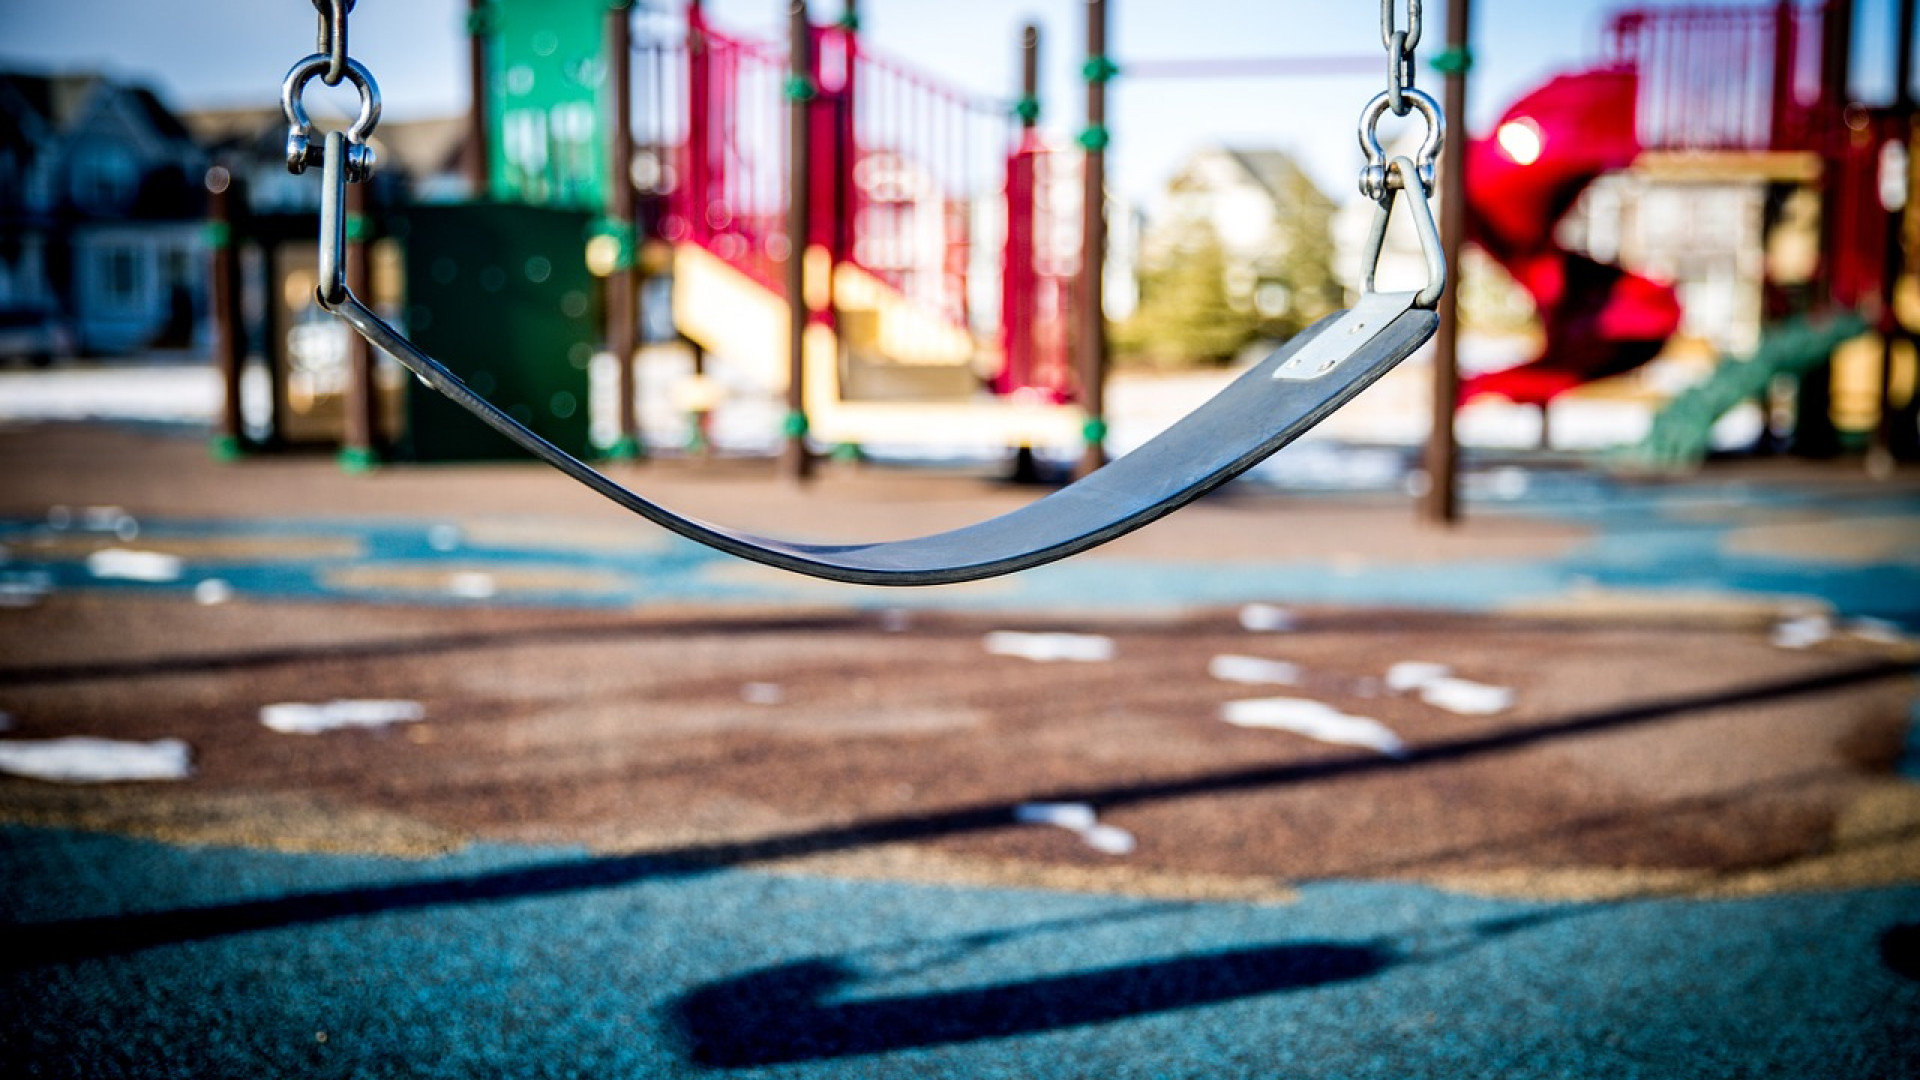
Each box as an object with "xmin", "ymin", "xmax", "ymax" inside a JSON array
[{"xmin": 2, "ymin": 423, "xmax": 1919, "ymax": 1077}]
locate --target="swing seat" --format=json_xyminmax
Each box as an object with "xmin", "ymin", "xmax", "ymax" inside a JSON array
[{"xmin": 334, "ymin": 289, "xmax": 1437, "ymax": 586}]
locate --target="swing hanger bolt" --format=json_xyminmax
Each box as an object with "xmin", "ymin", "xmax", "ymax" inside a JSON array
[
  {"xmin": 286, "ymin": 0, "xmax": 377, "ymax": 182},
  {"xmin": 1357, "ymin": 88, "xmax": 1442, "ymax": 201},
  {"xmin": 282, "ymin": 53, "xmax": 381, "ymax": 182}
]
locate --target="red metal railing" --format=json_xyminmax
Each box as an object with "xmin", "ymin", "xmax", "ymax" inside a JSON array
[
  {"xmin": 998, "ymin": 134, "xmax": 1079, "ymax": 400},
  {"xmin": 845, "ymin": 35, "xmax": 1015, "ymax": 329},
  {"xmin": 1605, "ymin": 3, "xmax": 1824, "ymax": 153},
  {"xmin": 650, "ymin": 9, "xmax": 794, "ymax": 295},
  {"xmin": 637, "ymin": 5, "xmax": 1078, "ymax": 400},
  {"xmin": 1605, "ymin": 2, "xmax": 1893, "ymax": 305}
]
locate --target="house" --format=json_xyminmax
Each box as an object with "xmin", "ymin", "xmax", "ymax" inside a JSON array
[{"xmin": 0, "ymin": 71, "xmax": 208, "ymax": 357}]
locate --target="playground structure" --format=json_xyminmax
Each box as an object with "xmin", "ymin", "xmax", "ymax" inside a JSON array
[
  {"xmin": 637, "ymin": 4, "xmax": 1089, "ymax": 458},
  {"xmin": 211, "ymin": 0, "xmax": 1918, "ymax": 483},
  {"xmin": 1457, "ymin": 1, "xmax": 1917, "ymax": 465},
  {"xmin": 265, "ymin": 0, "xmax": 1450, "ymax": 584}
]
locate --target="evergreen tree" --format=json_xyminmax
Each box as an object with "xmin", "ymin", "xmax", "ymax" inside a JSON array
[{"xmin": 1117, "ymin": 219, "xmax": 1254, "ymax": 367}]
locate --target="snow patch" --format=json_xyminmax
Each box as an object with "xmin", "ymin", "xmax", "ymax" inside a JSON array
[
  {"xmin": 1771, "ymin": 614, "xmax": 1833, "ymax": 650},
  {"xmin": 984, "ymin": 631, "xmax": 1115, "ymax": 664},
  {"xmin": 261, "ymin": 700, "xmax": 427, "ymax": 735},
  {"xmin": 1237, "ymin": 603, "xmax": 1299, "ymax": 632},
  {"xmin": 740, "ymin": 682, "xmax": 784, "ymax": 706},
  {"xmin": 86, "ymin": 548, "xmax": 184, "ymax": 583},
  {"xmin": 1013, "ymin": 802, "xmax": 1136, "ymax": 855},
  {"xmin": 1208, "ymin": 654, "xmax": 1303, "ymax": 686},
  {"xmin": 1385, "ymin": 662, "xmax": 1452, "ymax": 693},
  {"xmin": 1222, "ymin": 698, "xmax": 1408, "ymax": 757},
  {"xmin": 193, "ymin": 578, "xmax": 234, "ymax": 606},
  {"xmin": 447, "ymin": 572, "xmax": 497, "ymax": 599},
  {"xmin": 1384, "ymin": 661, "xmax": 1513, "ymax": 715},
  {"xmin": 0, "ymin": 737, "xmax": 192, "ymax": 783},
  {"xmin": 1418, "ymin": 677, "xmax": 1515, "ymax": 716}
]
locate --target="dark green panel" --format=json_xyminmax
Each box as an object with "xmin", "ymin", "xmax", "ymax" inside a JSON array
[{"xmin": 398, "ymin": 202, "xmax": 598, "ymax": 462}]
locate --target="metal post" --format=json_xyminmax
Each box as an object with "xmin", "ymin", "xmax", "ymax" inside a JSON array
[
  {"xmin": 1876, "ymin": 0, "xmax": 1918, "ymax": 470},
  {"xmin": 466, "ymin": 0, "xmax": 491, "ymax": 196},
  {"xmin": 1022, "ymin": 23, "xmax": 1042, "ymax": 128},
  {"xmin": 1077, "ymin": 0, "xmax": 1110, "ymax": 477},
  {"xmin": 1007, "ymin": 21, "xmax": 1041, "ymax": 389},
  {"xmin": 1769, "ymin": 0, "xmax": 1798, "ymax": 149},
  {"xmin": 207, "ymin": 167, "xmax": 246, "ymax": 461},
  {"xmin": 1422, "ymin": 0, "xmax": 1471, "ymax": 525},
  {"xmin": 339, "ymin": 178, "xmax": 378, "ymax": 471},
  {"xmin": 783, "ymin": 0, "xmax": 815, "ymax": 482},
  {"xmin": 686, "ymin": 0, "xmax": 711, "ymax": 447},
  {"xmin": 1797, "ymin": 0, "xmax": 1855, "ymax": 457},
  {"xmin": 607, "ymin": 0, "xmax": 642, "ymax": 461}
]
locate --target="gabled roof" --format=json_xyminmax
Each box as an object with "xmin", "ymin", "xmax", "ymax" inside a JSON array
[
  {"xmin": 1222, "ymin": 147, "xmax": 1324, "ymax": 208},
  {"xmin": 0, "ymin": 70, "xmax": 196, "ymax": 148}
]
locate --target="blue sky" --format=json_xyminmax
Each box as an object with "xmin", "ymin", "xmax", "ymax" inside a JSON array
[{"xmin": 0, "ymin": 0, "xmax": 1906, "ymax": 203}]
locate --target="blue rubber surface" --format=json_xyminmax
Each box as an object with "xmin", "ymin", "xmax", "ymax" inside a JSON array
[
  {"xmin": 5, "ymin": 475, "xmax": 1920, "ymax": 626},
  {"xmin": 3, "ymin": 826, "xmax": 1917, "ymax": 1078}
]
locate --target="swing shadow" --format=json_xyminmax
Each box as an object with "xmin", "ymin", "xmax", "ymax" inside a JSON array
[
  {"xmin": 673, "ymin": 941, "xmax": 1394, "ymax": 1067},
  {"xmin": 0, "ymin": 656, "xmax": 1906, "ymax": 971}
]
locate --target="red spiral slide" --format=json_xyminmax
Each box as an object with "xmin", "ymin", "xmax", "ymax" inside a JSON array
[{"xmin": 1458, "ymin": 69, "xmax": 1683, "ymax": 407}]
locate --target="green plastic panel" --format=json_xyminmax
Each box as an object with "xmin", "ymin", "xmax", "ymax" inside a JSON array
[
  {"xmin": 487, "ymin": 0, "xmax": 612, "ymax": 208},
  {"xmin": 398, "ymin": 202, "xmax": 598, "ymax": 462}
]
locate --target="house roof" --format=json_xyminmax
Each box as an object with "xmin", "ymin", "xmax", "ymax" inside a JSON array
[
  {"xmin": 1222, "ymin": 147, "xmax": 1324, "ymax": 208},
  {"xmin": 184, "ymin": 106, "xmax": 470, "ymax": 180},
  {"xmin": 0, "ymin": 70, "xmax": 196, "ymax": 149}
]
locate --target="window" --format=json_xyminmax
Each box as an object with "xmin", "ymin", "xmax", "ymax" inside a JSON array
[
  {"xmin": 100, "ymin": 246, "xmax": 142, "ymax": 307},
  {"xmin": 70, "ymin": 143, "xmax": 137, "ymax": 211}
]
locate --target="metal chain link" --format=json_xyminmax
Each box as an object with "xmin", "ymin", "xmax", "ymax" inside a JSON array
[
  {"xmin": 1380, "ymin": 0, "xmax": 1422, "ymax": 53},
  {"xmin": 314, "ymin": 0, "xmax": 356, "ymax": 86},
  {"xmin": 1381, "ymin": 0, "xmax": 1420, "ymax": 116}
]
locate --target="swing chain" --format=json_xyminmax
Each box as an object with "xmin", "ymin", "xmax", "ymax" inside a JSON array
[
  {"xmin": 313, "ymin": 0, "xmax": 357, "ymax": 87},
  {"xmin": 1358, "ymin": 0, "xmax": 1441, "ymax": 203},
  {"xmin": 1380, "ymin": 0, "xmax": 1421, "ymax": 116}
]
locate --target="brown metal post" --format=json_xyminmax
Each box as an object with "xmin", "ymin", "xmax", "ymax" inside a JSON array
[
  {"xmin": 1077, "ymin": 0, "xmax": 1110, "ymax": 477},
  {"xmin": 1422, "ymin": 0, "xmax": 1472, "ymax": 526},
  {"xmin": 688, "ymin": 1, "xmax": 705, "ymax": 394},
  {"xmin": 1796, "ymin": 0, "xmax": 1855, "ymax": 457},
  {"xmin": 466, "ymin": 0, "xmax": 491, "ymax": 196},
  {"xmin": 783, "ymin": 0, "xmax": 815, "ymax": 482},
  {"xmin": 1875, "ymin": 0, "xmax": 1918, "ymax": 470},
  {"xmin": 207, "ymin": 167, "xmax": 246, "ymax": 461},
  {"xmin": 1770, "ymin": 0, "xmax": 1798, "ymax": 150},
  {"xmin": 1023, "ymin": 22, "xmax": 1041, "ymax": 113},
  {"xmin": 339, "ymin": 179, "xmax": 378, "ymax": 471},
  {"xmin": 607, "ymin": 0, "xmax": 642, "ymax": 461}
]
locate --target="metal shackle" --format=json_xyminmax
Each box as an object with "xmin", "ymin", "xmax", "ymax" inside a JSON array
[
  {"xmin": 1357, "ymin": 88, "xmax": 1443, "ymax": 201},
  {"xmin": 281, "ymin": 52, "xmax": 381, "ymax": 182}
]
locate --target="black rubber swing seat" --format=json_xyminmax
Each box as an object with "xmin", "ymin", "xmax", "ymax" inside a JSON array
[{"xmin": 334, "ymin": 290, "xmax": 1437, "ymax": 587}]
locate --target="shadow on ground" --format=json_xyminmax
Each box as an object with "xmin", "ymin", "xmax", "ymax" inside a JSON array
[
  {"xmin": 674, "ymin": 941, "xmax": 1394, "ymax": 1066},
  {"xmin": 2, "ymin": 656, "xmax": 1906, "ymax": 972}
]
